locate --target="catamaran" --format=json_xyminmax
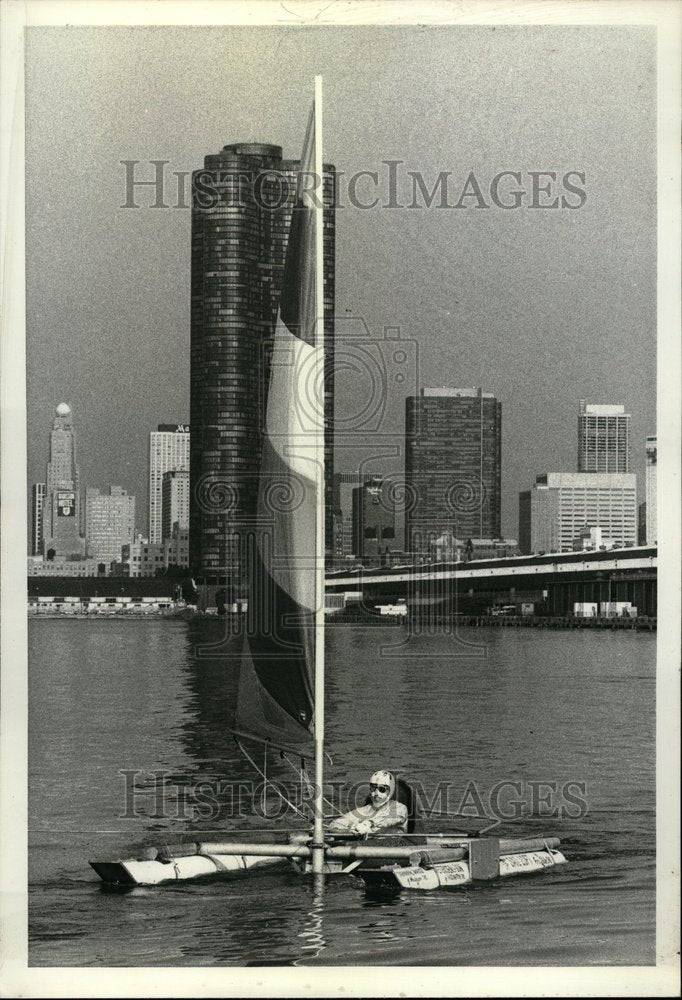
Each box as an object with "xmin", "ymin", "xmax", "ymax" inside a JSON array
[{"xmin": 90, "ymin": 78, "xmax": 567, "ymax": 892}]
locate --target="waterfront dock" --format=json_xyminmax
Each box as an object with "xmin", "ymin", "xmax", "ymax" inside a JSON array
[{"xmin": 410, "ymin": 613, "xmax": 656, "ymax": 632}]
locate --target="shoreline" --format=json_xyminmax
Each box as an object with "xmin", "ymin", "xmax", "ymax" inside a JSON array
[{"xmin": 27, "ymin": 609, "xmax": 656, "ymax": 630}]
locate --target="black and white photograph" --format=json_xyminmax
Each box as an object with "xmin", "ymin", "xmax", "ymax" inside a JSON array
[{"xmin": 1, "ymin": 0, "xmax": 679, "ymax": 996}]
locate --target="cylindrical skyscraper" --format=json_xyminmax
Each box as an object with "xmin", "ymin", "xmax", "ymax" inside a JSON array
[{"xmin": 189, "ymin": 142, "xmax": 335, "ymax": 589}]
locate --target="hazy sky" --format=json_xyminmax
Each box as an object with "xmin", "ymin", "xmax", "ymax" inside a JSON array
[{"xmin": 25, "ymin": 24, "xmax": 656, "ymax": 538}]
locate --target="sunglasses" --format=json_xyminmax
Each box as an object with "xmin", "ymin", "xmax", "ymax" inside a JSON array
[{"xmin": 369, "ymin": 783, "xmax": 390, "ymax": 793}]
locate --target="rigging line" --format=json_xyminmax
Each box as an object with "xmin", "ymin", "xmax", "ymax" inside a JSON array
[
  {"xmin": 234, "ymin": 737, "xmax": 308, "ymax": 819},
  {"xmin": 280, "ymin": 751, "xmax": 342, "ymax": 817},
  {"xmin": 280, "ymin": 751, "xmax": 311, "ymax": 792},
  {"xmin": 236, "ymin": 737, "xmax": 306, "ymax": 819},
  {"xmin": 299, "ymin": 761, "xmax": 315, "ymax": 820},
  {"xmin": 279, "ymin": 752, "xmax": 315, "ymax": 820},
  {"xmin": 298, "ymin": 757, "xmax": 310, "ymax": 818}
]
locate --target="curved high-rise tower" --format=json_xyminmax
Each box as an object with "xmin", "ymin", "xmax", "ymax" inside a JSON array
[{"xmin": 189, "ymin": 142, "xmax": 335, "ymax": 588}]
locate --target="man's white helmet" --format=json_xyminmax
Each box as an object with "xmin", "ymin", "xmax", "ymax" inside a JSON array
[{"xmin": 369, "ymin": 770, "xmax": 395, "ymax": 797}]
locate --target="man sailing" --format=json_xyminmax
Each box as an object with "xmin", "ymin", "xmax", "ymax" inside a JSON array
[{"xmin": 327, "ymin": 770, "xmax": 408, "ymax": 837}]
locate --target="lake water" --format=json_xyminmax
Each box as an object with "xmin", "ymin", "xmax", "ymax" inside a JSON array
[{"xmin": 28, "ymin": 619, "xmax": 655, "ymax": 966}]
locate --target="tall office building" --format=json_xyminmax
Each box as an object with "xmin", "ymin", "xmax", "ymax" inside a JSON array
[
  {"xmin": 351, "ymin": 477, "xmax": 396, "ymax": 564},
  {"xmin": 519, "ymin": 472, "xmax": 637, "ymax": 553},
  {"xmin": 162, "ymin": 469, "xmax": 190, "ymax": 543},
  {"xmin": 85, "ymin": 486, "xmax": 136, "ymax": 565},
  {"xmin": 645, "ymin": 435, "xmax": 657, "ymax": 544},
  {"xmin": 578, "ymin": 401, "xmax": 630, "ymax": 472},
  {"xmin": 148, "ymin": 424, "xmax": 189, "ymax": 545},
  {"xmin": 190, "ymin": 142, "xmax": 335, "ymax": 585},
  {"xmin": 31, "ymin": 483, "xmax": 46, "ymax": 555},
  {"xmin": 42, "ymin": 403, "xmax": 86, "ymax": 559},
  {"xmin": 332, "ymin": 472, "xmax": 380, "ymax": 559},
  {"xmin": 405, "ymin": 388, "xmax": 502, "ymax": 554},
  {"xmin": 85, "ymin": 486, "xmax": 136, "ymax": 564}
]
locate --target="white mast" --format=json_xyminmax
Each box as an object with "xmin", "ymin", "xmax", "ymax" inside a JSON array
[{"xmin": 311, "ymin": 74, "xmax": 326, "ymax": 876}]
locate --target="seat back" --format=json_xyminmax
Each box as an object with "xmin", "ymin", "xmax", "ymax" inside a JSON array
[
  {"xmin": 394, "ymin": 777, "xmax": 421, "ymax": 834},
  {"xmin": 364, "ymin": 777, "xmax": 421, "ymax": 834}
]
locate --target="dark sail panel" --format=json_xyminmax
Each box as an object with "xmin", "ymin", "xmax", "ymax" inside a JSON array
[
  {"xmin": 231, "ymin": 102, "xmax": 320, "ymax": 754},
  {"xmin": 247, "ymin": 536, "xmax": 314, "ymax": 730},
  {"xmin": 235, "ymin": 636, "xmax": 314, "ymax": 755}
]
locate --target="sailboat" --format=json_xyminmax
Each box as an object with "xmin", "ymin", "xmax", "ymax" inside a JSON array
[{"xmin": 90, "ymin": 79, "xmax": 567, "ymax": 891}]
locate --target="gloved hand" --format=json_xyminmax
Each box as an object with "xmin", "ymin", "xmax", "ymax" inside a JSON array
[{"xmin": 352, "ymin": 818, "xmax": 374, "ymax": 836}]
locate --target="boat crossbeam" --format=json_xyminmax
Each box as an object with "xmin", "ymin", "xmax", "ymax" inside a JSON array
[{"xmin": 194, "ymin": 836, "xmax": 560, "ymax": 862}]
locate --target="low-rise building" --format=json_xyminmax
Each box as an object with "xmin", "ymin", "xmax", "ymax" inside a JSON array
[
  {"xmin": 519, "ymin": 472, "xmax": 637, "ymax": 554},
  {"xmin": 118, "ymin": 536, "xmax": 167, "ymax": 577},
  {"xmin": 166, "ymin": 522, "xmax": 189, "ymax": 569},
  {"xmin": 572, "ymin": 525, "xmax": 616, "ymax": 551},
  {"xmin": 431, "ymin": 533, "xmax": 520, "ymax": 562},
  {"xmin": 28, "ymin": 556, "xmax": 100, "ymax": 577}
]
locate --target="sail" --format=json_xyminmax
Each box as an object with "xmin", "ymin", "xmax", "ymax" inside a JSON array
[{"xmin": 233, "ymin": 103, "xmax": 323, "ymax": 755}]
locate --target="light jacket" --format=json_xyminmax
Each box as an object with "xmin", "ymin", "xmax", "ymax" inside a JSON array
[{"xmin": 327, "ymin": 799, "xmax": 408, "ymax": 835}]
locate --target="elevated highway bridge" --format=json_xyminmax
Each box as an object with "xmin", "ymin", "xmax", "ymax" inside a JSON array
[{"xmin": 326, "ymin": 546, "xmax": 657, "ymax": 617}]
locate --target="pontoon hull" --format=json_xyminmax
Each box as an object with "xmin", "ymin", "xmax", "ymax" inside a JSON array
[
  {"xmin": 359, "ymin": 847, "xmax": 567, "ymax": 891},
  {"xmin": 89, "ymin": 852, "xmax": 285, "ymax": 886},
  {"xmin": 90, "ymin": 839, "xmax": 567, "ymax": 889}
]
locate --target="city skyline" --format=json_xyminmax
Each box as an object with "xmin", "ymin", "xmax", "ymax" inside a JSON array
[
  {"xmin": 28, "ymin": 389, "xmax": 653, "ymax": 566},
  {"xmin": 25, "ymin": 25, "xmax": 656, "ymax": 539},
  {"xmin": 27, "ymin": 389, "xmax": 654, "ymax": 547},
  {"xmin": 27, "ymin": 27, "xmax": 656, "ymax": 535}
]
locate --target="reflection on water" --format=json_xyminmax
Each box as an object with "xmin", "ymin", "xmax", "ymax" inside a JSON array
[
  {"xmin": 29, "ymin": 620, "xmax": 655, "ymax": 966},
  {"xmin": 296, "ymin": 878, "xmax": 327, "ymax": 961}
]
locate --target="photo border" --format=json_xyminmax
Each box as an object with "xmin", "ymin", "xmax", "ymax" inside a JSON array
[{"xmin": 1, "ymin": 1, "xmax": 679, "ymax": 996}]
